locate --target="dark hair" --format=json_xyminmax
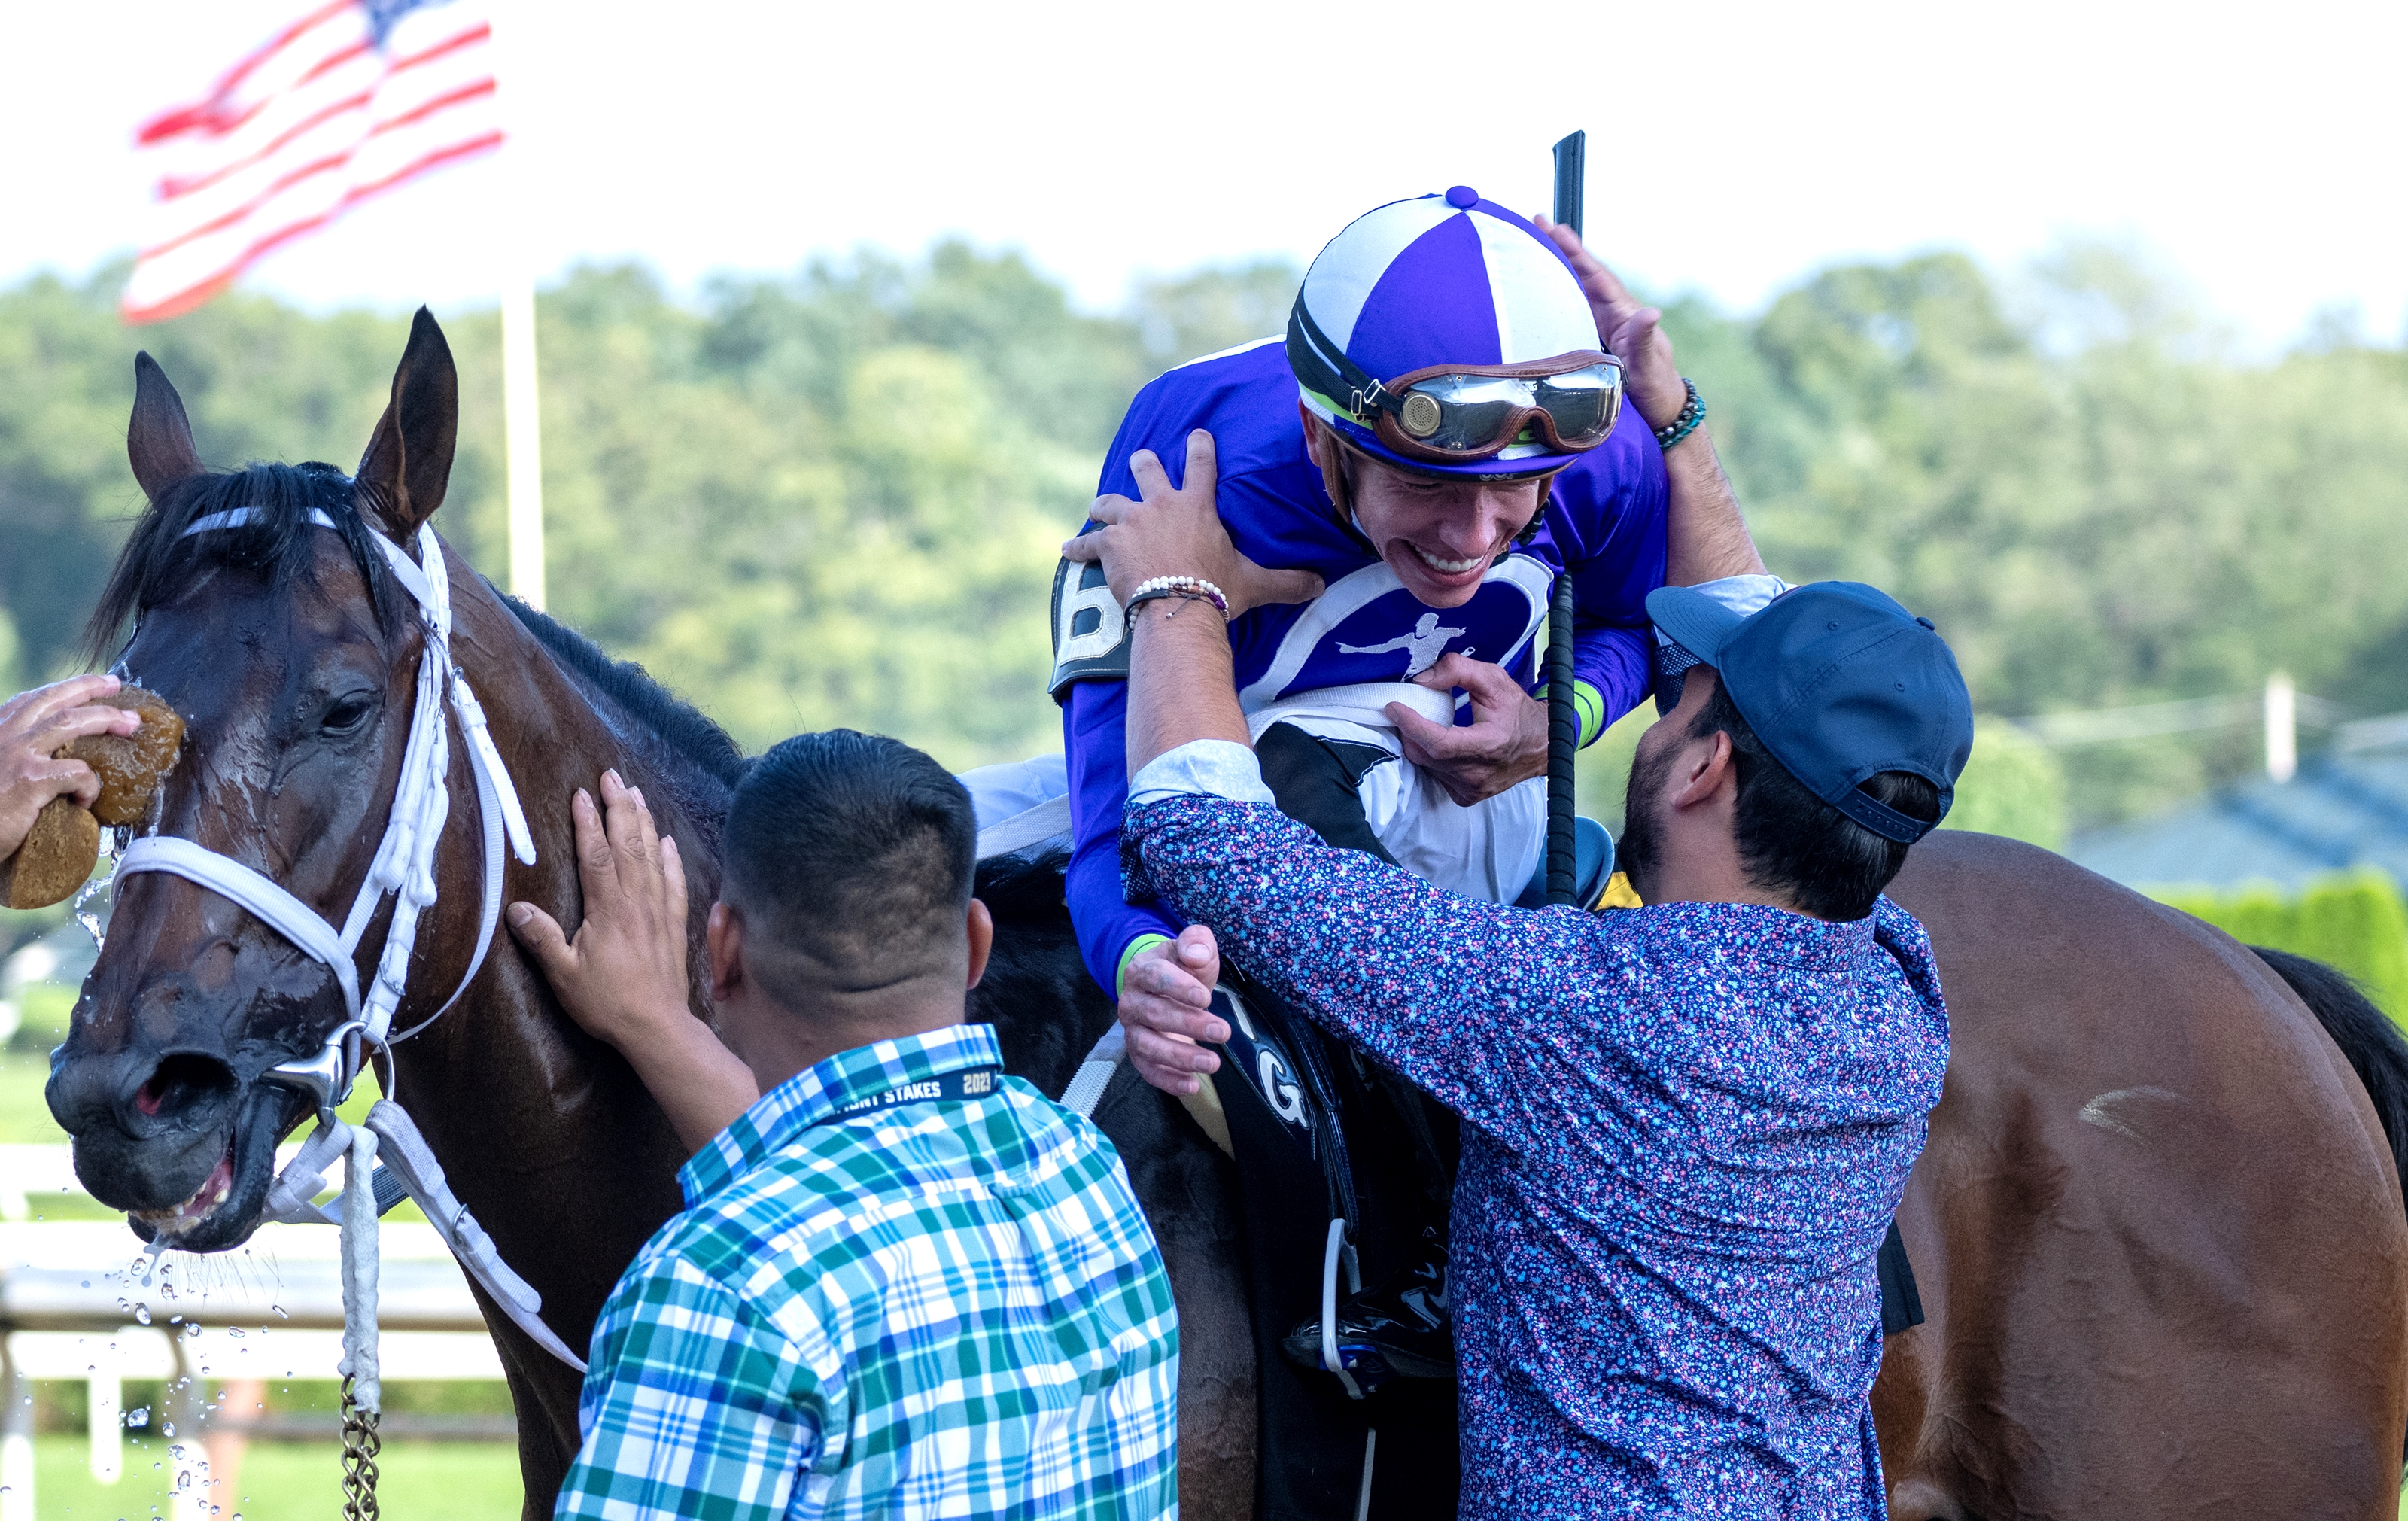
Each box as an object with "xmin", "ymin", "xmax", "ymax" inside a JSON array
[
  {"xmin": 85, "ymin": 461, "xmax": 406, "ymax": 663},
  {"xmin": 1691, "ymin": 680, "xmax": 1941, "ymax": 921},
  {"xmin": 722, "ymin": 730, "xmax": 977, "ymax": 1005}
]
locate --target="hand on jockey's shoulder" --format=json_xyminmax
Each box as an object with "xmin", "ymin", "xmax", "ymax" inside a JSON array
[
  {"xmin": 1532, "ymin": 214, "xmax": 1686, "ymax": 433},
  {"xmin": 1537, "ymin": 215, "xmax": 1765, "ymax": 582},
  {"xmin": 0, "ymin": 675, "xmax": 141, "ymax": 862},
  {"xmin": 507, "ymin": 769, "xmax": 696, "ymax": 1054},
  {"xmin": 1118, "ymin": 925, "xmax": 1229, "ymax": 1097},
  {"xmin": 1063, "ymin": 428, "xmax": 1324, "ymax": 616},
  {"xmin": 1389, "ymin": 652, "xmax": 1551, "ymax": 807}
]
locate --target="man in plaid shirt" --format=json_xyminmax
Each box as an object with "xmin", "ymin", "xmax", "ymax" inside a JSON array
[{"xmin": 507, "ymin": 732, "xmax": 1179, "ymax": 1519}]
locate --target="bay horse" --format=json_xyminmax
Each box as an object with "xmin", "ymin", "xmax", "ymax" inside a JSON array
[
  {"xmin": 44, "ymin": 312, "xmax": 2408, "ymax": 1519},
  {"xmin": 47, "ymin": 312, "xmax": 1251, "ymax": 1516}
]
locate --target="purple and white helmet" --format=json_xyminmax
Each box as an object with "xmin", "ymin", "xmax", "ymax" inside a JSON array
[{"xmin": 1288, "ymin": 185, "xmax": 1602, "ymax": 479}]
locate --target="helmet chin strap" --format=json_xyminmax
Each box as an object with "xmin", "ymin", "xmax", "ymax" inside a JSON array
[{"xmin": 110, "ymin": 507, "xmax": 582, "ymax": 1370}]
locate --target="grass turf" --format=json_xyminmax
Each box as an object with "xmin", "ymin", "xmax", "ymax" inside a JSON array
[{"xmin": 29, "ymin": 1432, "xmax": 524, "ymax": 1519}]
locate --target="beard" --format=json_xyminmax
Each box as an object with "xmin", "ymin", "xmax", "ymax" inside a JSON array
[{"xmin": 1616, "ymin": 732, "xmax": 1680, "ymax": 901}]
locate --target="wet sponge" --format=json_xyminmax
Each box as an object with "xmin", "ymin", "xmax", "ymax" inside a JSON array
[
  {"xmin": 69, "ymin": 688, "xmax": 184, "ymax": 826},
  {"xmin": 1, "ymin": 797, "xmax": 101, "ymax": 910},
  {"xmin": 0, "ymin": 687, "xmax": 184, "ymax": 910}
]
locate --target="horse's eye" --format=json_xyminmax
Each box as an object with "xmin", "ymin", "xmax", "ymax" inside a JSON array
[{"xmin": 322, "ymin": 695, "xmax": 375, "ymax": 734}]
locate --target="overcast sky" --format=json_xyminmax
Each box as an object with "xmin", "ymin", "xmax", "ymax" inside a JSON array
[{"xmin": 6, "ymin": 0, "xmax": 2402, "ymax": 349}]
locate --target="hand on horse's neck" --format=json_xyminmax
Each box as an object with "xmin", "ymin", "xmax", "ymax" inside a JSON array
[{"xmin": 401, "ymin": 574, "xmax": 725, "ymax": 1150}]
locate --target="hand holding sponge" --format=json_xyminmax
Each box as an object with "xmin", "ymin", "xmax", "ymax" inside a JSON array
[{"xmin": 0, "ymin": 688, "xmax": 184, "ymax": 909}]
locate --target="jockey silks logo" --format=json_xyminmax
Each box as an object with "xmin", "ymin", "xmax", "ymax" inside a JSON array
[
  {"xmin": 1339, "ymin": 611, "xmax": 1471, "ymax": 678},
  {"xmin": 1234, "ymin": 555, "xmax": 1557, "ymax": 710}
]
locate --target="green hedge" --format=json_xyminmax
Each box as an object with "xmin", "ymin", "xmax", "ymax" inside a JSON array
[{"xmin": 2153, "ymin": 870, "xmax": 2408, "ymax": 1021}]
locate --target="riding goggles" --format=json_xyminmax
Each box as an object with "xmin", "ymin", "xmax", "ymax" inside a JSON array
[{"xmin": 1288, "ymin": 298, "xmax": 1625, "ymax": 467}]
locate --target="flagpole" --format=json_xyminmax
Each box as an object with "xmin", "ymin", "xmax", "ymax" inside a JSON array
[
  {"xmin": 502, "ymin": 269, "xmax": 545, "ymax": 610},
  {"xmin": 494, "ymin": 3, "xmax": 546, "ymax": 610}
]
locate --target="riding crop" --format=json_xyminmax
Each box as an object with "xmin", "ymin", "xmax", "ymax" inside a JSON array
[{"xmin": 1545, "ymin": 129, "xmax": 1586, "ymax": 907}]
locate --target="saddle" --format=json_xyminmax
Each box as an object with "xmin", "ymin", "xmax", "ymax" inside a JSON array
[{"xmin": 1208, "ymin": 966, "xmax": 1461, "ymax": 1521}]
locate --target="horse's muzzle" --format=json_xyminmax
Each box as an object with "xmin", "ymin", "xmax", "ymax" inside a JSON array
[{"xmin": 47, "ymin": 1044, "xmax": 301, "ymax": 1252}]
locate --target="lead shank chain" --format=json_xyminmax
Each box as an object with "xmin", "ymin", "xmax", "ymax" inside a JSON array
[{"xmin": 341, "ymin": 1373, "xmax": 382, "ymax": 1521}]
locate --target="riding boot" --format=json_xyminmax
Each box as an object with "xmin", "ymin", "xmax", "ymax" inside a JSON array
[
  {"xmin": 1281, "ymin": 1232, "xmax": 1455, "ymax": 1386},
  {"xmin": 1283, "ymin": 1049, "xmax": 1461, "ymax": 1393}
]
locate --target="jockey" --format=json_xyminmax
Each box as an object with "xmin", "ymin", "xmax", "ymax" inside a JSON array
[{"xmin": 1050, "ymin": 187, "xmax": 1765, "ymax": 1419}]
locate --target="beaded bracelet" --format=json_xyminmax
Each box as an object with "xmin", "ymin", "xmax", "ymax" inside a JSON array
[
  {"xmin": 1125, "ymin": 575, "xmax": 1230, "ymax": 625},
  {"xmin": 1654, "ymin": 379, "xmax": 1707, "ymax": 450}
]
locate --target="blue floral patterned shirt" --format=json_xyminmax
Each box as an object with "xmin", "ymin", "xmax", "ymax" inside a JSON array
[
  {"xmin": 1124, "ymin": 743, "xmax": 1949, "ymax": 1519},
  {"xmin": 555, "ymin": 1023, "xmax": 1180, "ymax": 1520}
]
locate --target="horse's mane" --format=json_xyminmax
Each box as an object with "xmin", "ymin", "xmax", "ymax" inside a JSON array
[
  {"xmin": 499, "ymin": 596, "xmax": 747, "ymax": 853},
  {"xmin": 84, "ymin": 461, "xmax": 409, "ymax": 662},
  {"xmin": 974, "ymin": 846, "xmax": 1076, "ymax": 922},
  {"xmin": 84, "ymin": 462, "xmax": 748, "ymax": 859}
]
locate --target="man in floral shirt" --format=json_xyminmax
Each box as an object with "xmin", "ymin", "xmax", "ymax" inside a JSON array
[{"xmin": 1066, "ymin": 432, "xmax": 1972, "ymax": 1516}]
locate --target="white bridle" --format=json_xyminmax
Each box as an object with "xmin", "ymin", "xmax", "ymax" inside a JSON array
[{"xmin": 113, "ymin": 507, "xmax": 583, "ymax": 1370}]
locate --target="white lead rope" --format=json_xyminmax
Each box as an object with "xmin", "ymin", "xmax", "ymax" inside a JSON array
[
  {"xmin": 114, "ymin": 508, "xmax": 573, "ymax": 1370},
  {"xmin": 338, "ymin": 1129, "xmax": 382, "ymax": 1412}
]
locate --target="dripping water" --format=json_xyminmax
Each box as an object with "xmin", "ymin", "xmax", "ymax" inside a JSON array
[{"xmin": 74, "ymin": 828, "xmax": 129, "ymax": 951}]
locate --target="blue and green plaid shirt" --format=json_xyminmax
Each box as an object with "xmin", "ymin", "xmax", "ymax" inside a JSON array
[{"xmin": 555, "ymin": 1023, "xmax": 1180, "ymax": 1520}]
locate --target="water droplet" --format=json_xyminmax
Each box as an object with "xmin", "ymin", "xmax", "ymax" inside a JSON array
[
  {"xmin": 74, "ymin": 868, "xmax": 111, "ymax": 951},
  {"xmin": 177, "ymin": 1471, "xmax": 193, "ymax": 1490},
  {"xmin": 169, "ymin": 1314, "xmax": 183, "ymax": 1325},
  {"xmin": 81, "ymin": 1279, "xmax": 91, "ymax": 1288},
  {"xmin": 271, "ymin": 1304, "xmax": 287, "ymax": 1319},
  {"xmin": 163, "ymin": 1421, "xmax": 176, "ymax": 1437},
  {"xmin": 126, "ymin": 1405, "xmax": 150, "ymax": 1428},
  {"xmin": 183, "ymin": 1322, "xmax": 202, "ymax": 1340},
  {"xmin": 226, "ymin": 1327, "xmax": 245, "ymax": 1338},
  {"xmin": 135, "ymin": 1305, "xmax": 152, "ymax": 1324}
]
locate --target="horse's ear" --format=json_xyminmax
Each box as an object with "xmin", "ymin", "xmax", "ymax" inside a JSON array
[
  {"xmin": 128, "ymin": 352, "xmax": 205, "ymax": 502},
  {"xmin": 355, "ymin": 306, "xmax": 458, "ymax": 538}
]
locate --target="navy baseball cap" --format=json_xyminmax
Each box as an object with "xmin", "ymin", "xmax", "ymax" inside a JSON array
[{"xmin": 1643, "ymin": 581, "xmax": 1975, "ymax": 844}]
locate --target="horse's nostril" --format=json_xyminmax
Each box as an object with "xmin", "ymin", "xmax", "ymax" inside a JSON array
[{"xmin": 132, "ymin": 1053, "xmax": 237, "ymax": 1124}]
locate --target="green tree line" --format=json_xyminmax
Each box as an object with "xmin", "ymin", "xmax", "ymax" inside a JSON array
[{"xmin": 5, "ymin": 241, "xmax": 2405, "ymax": 838}]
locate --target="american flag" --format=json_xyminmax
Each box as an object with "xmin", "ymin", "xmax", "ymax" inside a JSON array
[{"xmin": 122, "ymin": 0, "xmax": 500, "ymax": 323}]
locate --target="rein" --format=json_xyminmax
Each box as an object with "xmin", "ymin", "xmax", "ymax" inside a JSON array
[{"xmin": 113, "ymin": 507, "xmax": 583, "ymax": 1371}]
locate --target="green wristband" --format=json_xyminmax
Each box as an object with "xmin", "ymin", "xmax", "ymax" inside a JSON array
[
  {"xmin": 1115, "ymin": 933, "xmax": 1175, "ymax": 999},
  {"xmin": 1534, "ymin": 679, "xmax": 1608, "ymax": 747}
]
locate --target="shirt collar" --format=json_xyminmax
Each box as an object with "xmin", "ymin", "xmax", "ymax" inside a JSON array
[
  {"xmin": 678, "ymin": 1021, "xmax": 1005, "ymax": 1207},
  {"xmin": 1643, "ymin": 899, "xmax": 1877, "ymax": 972}
]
